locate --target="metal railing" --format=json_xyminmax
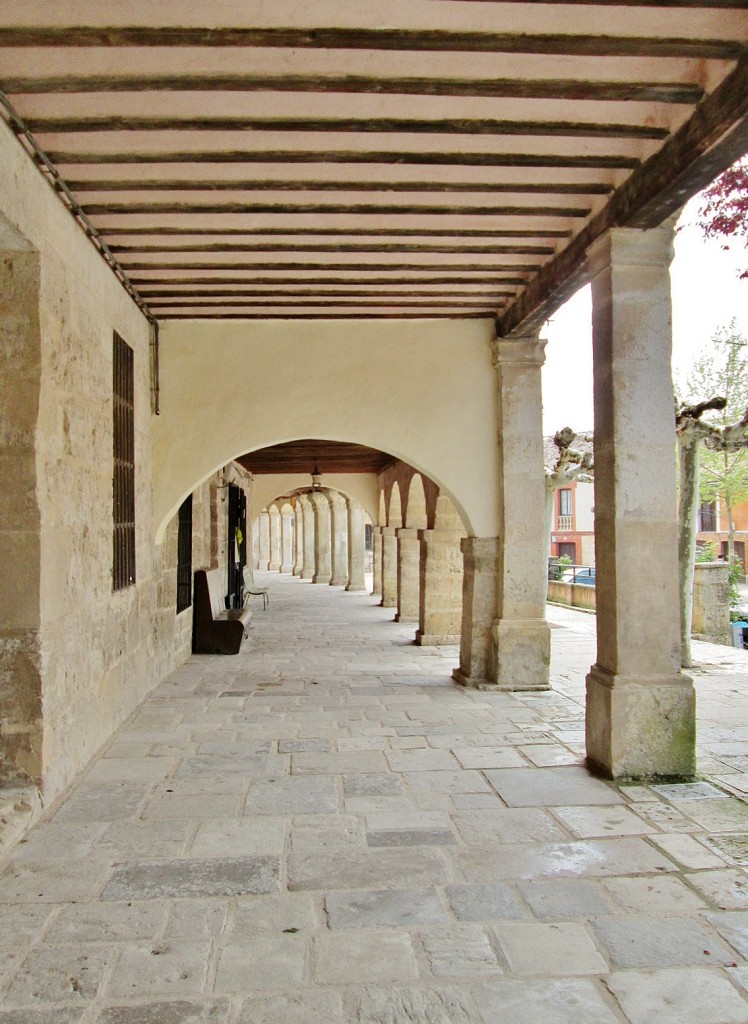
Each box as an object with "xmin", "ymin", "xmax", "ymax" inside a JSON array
[{"xmin": 548, "ymin": 561, "xmax": 595, "ymax": 585}]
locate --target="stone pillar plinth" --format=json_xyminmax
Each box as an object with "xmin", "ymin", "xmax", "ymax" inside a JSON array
[
  {"xmin": 372, "ymin": 527, "xmax": 383, "ymax": 596},
  {"xmin": 416, "ymin": 528, "xmax": 464, "ymax": 645},
  {"xmin": 280, "ymin": 510, "xmax": 294, "ymax": 573},
  {"xmin": 380, "ymin": 527, "xmax": 398, "ymax": 608},
  {"xmin": 257, "ymin": 510, "xmax": 270, "ymax": 571},
  {"xmin": 346, "ymin": 501, "xmax": 367, "ymax": 592},
  {"xmin": 310, "ymin": 491, "xmax": 332, "ymax": 585},
  {"xmin": 586, "ymin": 225, "xmax": 695, "ymax": 780},
  {"xmin": 490, "ymin": 336, "xmax": 551, "ymax": 691},
  {"xmin": 299, "ymin": 496, "xmax": 315, "ymax": 580},
  {"xmin": 453, "ymin": 537, "xmax": 498, "ymax": 688},
  {"xmin": 395, "ymin": 528, "xmax": 420, "ymax": 623},
  {"xmin": 692, "ymin": 561, "xmax": 730, "ymax": 643},
  {"xmin": 268, "ymin": 508, "xmax": 281, "ymax": 572},
  {"xmin": 293, "ymin": 504, "xmax": 303, "ymax": 575}
]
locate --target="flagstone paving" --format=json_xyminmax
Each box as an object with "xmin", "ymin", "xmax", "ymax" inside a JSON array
[{"xmin": 1, "ymin": 574, "xmax": 748, "ymax": 1022}]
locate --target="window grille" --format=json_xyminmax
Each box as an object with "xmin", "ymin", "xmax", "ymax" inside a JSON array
[
  {"xmin": 176, "ymin": 494, "xmax": 193, "ymax": 613},
  {"xmin": 112, "ymin": 331, "xmax": 135, "ymax": 590}
]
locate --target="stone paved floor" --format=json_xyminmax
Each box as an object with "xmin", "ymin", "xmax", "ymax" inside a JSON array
[{"xmin": 2, "ymin": 574, "xmax": 748, "ymax": 1023}]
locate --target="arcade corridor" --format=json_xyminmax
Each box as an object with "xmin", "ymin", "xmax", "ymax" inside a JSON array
[{"xmin": 1, "ymin": 574, "xmax": 748, "ymax": 1022}]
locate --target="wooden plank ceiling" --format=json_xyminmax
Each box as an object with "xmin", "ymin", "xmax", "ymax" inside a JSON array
[
  {"xmin": 0, "ymin": 1, "xmax": 745, "ymax": 327},
  {"xmin": 238, "ymin": 439, "xmax": 393, "ymax": 475}
]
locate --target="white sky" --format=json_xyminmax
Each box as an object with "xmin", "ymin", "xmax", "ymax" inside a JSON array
[{"xmin": 541, "ymin": 191, "xmax": 748, "ymax": 434}]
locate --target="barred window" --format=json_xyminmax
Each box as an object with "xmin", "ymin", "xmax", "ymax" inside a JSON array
[
  {"xmin": 176, "ymin": 495, "xmax": 193, "ymax": 613},
  {"xmin": 112, "ymin": 331, "xmax": 135, "ymax": 590}
]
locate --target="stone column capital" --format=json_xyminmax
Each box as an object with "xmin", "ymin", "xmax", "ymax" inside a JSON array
[
  {"xmin": 586, "ymin": 224, "xmax": 676, "ymax": 279},
  {"xmin": 491, "ymin": 336, "xmax": 547, "ymax": 370}
]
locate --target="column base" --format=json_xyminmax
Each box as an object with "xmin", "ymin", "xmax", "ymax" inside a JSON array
[
  {"xmin": 585, "ymin": 664, "xmax": 695, "ymax": 781},
  {"xmin": 258, "ymin": 561, "xmax": 270, "ymax": 571},
  {"xmin": 492, "ymin": 617, "xmax": 551, "ymax": 692},
  {"xmin": 394, "ymin": 613, "xmax": 418, "ymax": 623},
  {"xmin": 300, "ymin": 569, "xmax": 314, "ymax": 580},
  {"xmin": 280, "ymin": 563, "xmax": 293, "ymax": 574},
  {"xmin": 312, "ymin": 573, "xmax": 331, "ymax": 585},
  {"xmin": 452, "ymin": 667, "xmax": 493, "ymax": 690},
  {"xmin": 329, "ymin": 577, "xmax": 348, "ymax": 587},
  {"xmin": 417, "ymin": 631, "xmax": 461, "ymax": 646},
  {"xmin": 346, "ymin": 584, "xmax": 367, "ymax": 592},
  {"xmin": 380, "ymin": 598, "xmax": 397, "ymax": 608},
  {"xmin": 268, "ymin": 561, "xmax": 281, "ymax": 572}
]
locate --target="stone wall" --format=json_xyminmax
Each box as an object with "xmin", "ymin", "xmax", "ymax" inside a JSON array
[
  {"xmin": 692, "ymin": 561, "xmax": 730, "ymax": 645},
  {"xmin": 0, "ymin": 116, "xmax": 196, "ymax": 802}
]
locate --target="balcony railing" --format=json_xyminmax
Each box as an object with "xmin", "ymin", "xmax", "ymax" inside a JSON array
[{"xmin": 557, "ymin": 515, "xmax": 573, "ymax": 531}]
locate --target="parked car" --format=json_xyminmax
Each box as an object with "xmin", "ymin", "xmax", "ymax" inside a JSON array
[{"xmin": 562, "ymin": 567, "xmax": 596, "ymax": 587}]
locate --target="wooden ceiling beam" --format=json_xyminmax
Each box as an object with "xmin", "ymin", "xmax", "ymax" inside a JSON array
[
  {"xmin": 0, "ymin": 27, "xmax": 741, "ymax": 61},
  {"xmin": 83, "ymin": 202, "xmax": 588, "ymax": 218},
  {"xmin": 121, "ymin": 260, "xmax": 543, "ymax": 272},
  {"xmin": 3, "ymin": 74, "xmax": 704, "ymax": 104},
  {"xmin": 109, "ymin": 242, "xmax": 558, "ymax": 254},
  {"xmin": 44, "ymin": 149, "xmax": 642, "ymax": 169},
  {"xmin": 128, "ymin": 275, "xmax": 528, "ymax": 286},
  {"xmin": 68, "ymin": 178, "xmax": 613, "ymax": 196},
  {"xmin": 500, "ymin": 52, "xmax": 748, "ymax": 335},
  {"xmin": 27, "ymin": 115, "xmax": 669, "ymax": 140},
  {"xmin": 99, "ymin": 226, "xmax": 574, "ymax": 238}
]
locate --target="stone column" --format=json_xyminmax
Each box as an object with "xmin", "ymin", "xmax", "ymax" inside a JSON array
[
  {"xmin": 292, "ymin": 503, "xmax": 303, "ymax": 575},
  {"xmin": 416, "ymin": 528, "xmax": 464, "ymax": 645},
  {"xmin": 372, "ymin": 527, "xmax": 383, "ymax": 597},
  {"xmin": 380, "ymin": 526, "xmax": 398, "ymax": 608},
  {"xmin": 453, "ymin": 538, "xmax": 499, "ymax": 688},
  {"xmin": 586, "ymin": 225, "xmax": 694, "ymax": 779},
  {"xmin": 310, "ymin": 491, "xmax": 332, "ymax": 585},
  {"xmin": 490, "ymin": 335, "xmax": 551, "ymax": 691},
  {"xmin": 280, "ymin": 509, "xmax": 294, "ymax": 573},
  {"xmin": 268, "ymin": 507, "xmax": 282, "ymax": 572},
  {"xmin": 299, "ymin": 496, "xmax": 315, "ymax": 580},
  {"xmin": 257, "ymin": 510, "xmax": 270, "ymax": 571},
  {"xmin": 346, "ymin": 501, "xmax": 367, "ymax": 592},
  {"xmin": 329, "ymin": 492, "xmax": 349, "ymax": 586},
  {"xmin": 395, "ymin": 527, "xmax": 420, "ymax": 622}
]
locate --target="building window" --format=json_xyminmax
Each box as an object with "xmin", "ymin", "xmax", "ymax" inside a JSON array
[
  {"xmin": 558, "ymin": 488, "xmax": 573, "ymax": 517},
  {"xmin": 176, "ymin": 495, "xmax": 193, "ymax": 613},
  {"xmin": 112, "ymin": 331, "xmax": 135, "ymax": 590},
  {"xmin": 698, "ymin": 501, "xmax": 717, "ymax": 532}
]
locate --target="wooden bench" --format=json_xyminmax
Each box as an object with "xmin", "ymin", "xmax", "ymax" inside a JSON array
[{"xmin": 192, "ymin": 568, "xmax": 252, "ymax": 655}]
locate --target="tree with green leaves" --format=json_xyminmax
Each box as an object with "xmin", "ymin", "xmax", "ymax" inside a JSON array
[{"xmin": 675, "ymin": 322, "xmax": 748, "ymax": 667}]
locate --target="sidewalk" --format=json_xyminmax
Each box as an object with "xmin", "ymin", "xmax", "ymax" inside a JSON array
[{"xmin": 0, "ymin": 575, "xmax": 747, "ymax": 1023}]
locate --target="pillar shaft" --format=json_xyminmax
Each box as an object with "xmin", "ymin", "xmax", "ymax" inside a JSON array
[
  {"xmin": 300, "ymin": 499, "xmax": 315, "ymax": 579},
  {"xmin": 453, "ymin": 538, "xmax": 498, "ymax": 688},
  {"xmin": 490, "ymin": 336, "xmax": 551, "ymax": 691},
  {"xmin": 257, "ymin": 511, "xmax": 270, "ymax": 571},
  {"xmin": 416, "ymin": 528, "xmax": 464, "ymax": 645},
  {"xmin": 280, "ymin": 512, "xmax": 294, "ymax": 573},
  {"xmin": 395, "ymin": 527, "xmax": 420, "ymax": 623},
  {"xmin": 346, "ymin": 502, "xmax": 367, "ymax": 592},
  {"xmin": 293, "ymin": 504, "xmax": 303, "ymax": 575},
  {"xmin": 329, "ymin": 493, "xmax": 349, "ymax": 586},
  {"xmin": 268, "ymin": 510, "xmax": 282, "ymax": 572},
  {"xmin": 380, "ymin": 526, "xmax": 398, "ymax": 608},
  {"xmin": 311, "ymin": 493, "xmax": 332, "ymax": 585},
  {"xmin": 586, "ymin": 225, "xmax": 694, "ymax": 779},
  {"xmin": 372, "ymin": 527, "xmax": 383, "ymax": 596}
]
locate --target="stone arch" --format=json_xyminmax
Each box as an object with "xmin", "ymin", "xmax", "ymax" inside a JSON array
[
  {"xmin": 388, "ymin": 482, "xmax": 403, "ymax": 529},
  {"xmin": 405, "ymin": 474, "xmax": 428, "ymax": 530},
  {"xmin": 434, "ymin": 493, "xmax": 468, "ymax": 533},
  {"xmin": 153, "ymin": 319, "xmax": 498, "ymax": 544}
]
